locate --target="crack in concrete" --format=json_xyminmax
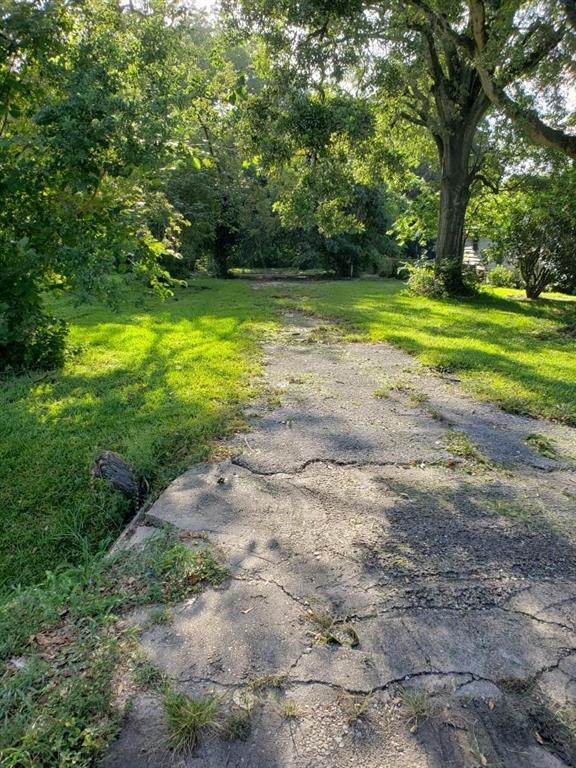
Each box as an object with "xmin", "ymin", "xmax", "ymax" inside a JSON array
[
  {"xmin": 231, "ymin": 456, "xmax": 444, "ymax": 477},
  {"xmin": 499, "ymin": 606, "xmax": 576, "ymax": 634},
  {"xmin": 335, "ymin": 604, "xmax": 576, "ymax": 635},
  {"xmin": 231, "ymin": 572, "xmax": 576, "ymax": 635},
  {"xmin": 286, "ymin": 669, "xmax": 499, "ymax": 697},
  {"xmin": 232, "ymin": 574, "xmax": 310, "ymax": 609},
  {"xmin": 172, "ymin": 651, "xmax": 576, "ymax": 701}
]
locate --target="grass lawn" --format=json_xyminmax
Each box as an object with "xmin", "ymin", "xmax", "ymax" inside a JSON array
[
  {"xmin": 273, "ymin": 280, "xmax": 576, "ymax": 425},
  {"xmin": 0, "ymin": 279, "xmax": 275, "ymax": 590}
]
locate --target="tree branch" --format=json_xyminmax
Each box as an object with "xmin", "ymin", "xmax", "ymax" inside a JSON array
[
  {"xmin": 564, "ymin": 0, "xmax": 576, "ymax": 30},
  {"xmin": 468, "ymin": 0, "xmax": 487, "ymax": 52},
  {"xmin": 475, "ymin": 64, "xmax": 576, "ymax": 158},
  {"xmin": 500, "ymin": 22, "xmax": 564, "ymax": 85},
  {"xmin": 404, "ymin": 0, "xmax": 475, "ymax": 55}
]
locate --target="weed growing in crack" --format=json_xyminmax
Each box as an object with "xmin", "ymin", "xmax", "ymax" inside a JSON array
[
  {"xmin": 278, "ymin": 698, "xmax": 301, "ymax": 719},
  {"xmin": 525, "ymin": 432, "xmax": 558, "ymax": 459},
  {"xmin": 408, "ymin": 391, "xmax": 430, "ymax": 406},
  {"xmin": 426, "ymin": 405, "xmax": 446, "ymax": 421},
  {"xmin": 338, "ymin": 691, "xmax": 374, "ymax": 724},
  {"xmin": 153, "ymin": 538, "xmax": 228, "ymax": 602},
  {"xmin": 248, "ymin": 673, "xmax": 286, "ymax": 693},
  {"xmin": 304, "ymin": 608, "xmax": 359, "ymax": 648},
  {"xmin": 401, "ymin": 689, "xmax": 433, "ymax": 731},
  {"xmin": 163, "ymin": 691, "xmax": 222, "ymax": 752},
  {"xmin": 442, "ymin": 430, "xmax": 493, "ymax": 472},
  {"xmin": 146, "ymin": 606, "xmax": 174, "ymax": 626},
  {"xmin": 373, "ymin": 380, "xmax": 413, "ymax": 400}
]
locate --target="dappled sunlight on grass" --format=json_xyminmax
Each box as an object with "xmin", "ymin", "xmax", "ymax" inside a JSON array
[
  {"xmin": 0, "ymin": 280, "xmax": 276, "ymax": 589},
  {"xmin": 276, "ymin": 280, "xmax": 576, "ymax": 424}
]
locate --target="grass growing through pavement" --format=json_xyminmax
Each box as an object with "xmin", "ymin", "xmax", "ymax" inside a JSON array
[
  {"xmin": 163, "ymin": 691, "xmax": 222, "ymax": 752},
  {"xmin": 272, "ymin": 280, "xmax": 576, "ymax": 425},
  {"xmin": 0, "ymin": 279, "xmax": 275, "ymax": 590},
  {"xmin": 0, "ymin": 531, "xmax": 228, "ymax": 767}
]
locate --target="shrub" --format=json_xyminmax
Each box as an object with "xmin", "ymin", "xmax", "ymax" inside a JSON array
[
  {"xmin": 487, "ymin": 264, "xmax": 515, "ymax": 288},
  {"xmin": 401, "ymin": 261, "xmax": 446, "ymax": 297},
  {"xmin": 462, "ymin": 265, "xmax": 482, "ymax": 292},
  {"xmin": 0, "ymin": 296, "xmax": 68, "ymax": 373},
  {"xmin": 377, "ymin": 255, "xmax": 399, "ymax": 278}
]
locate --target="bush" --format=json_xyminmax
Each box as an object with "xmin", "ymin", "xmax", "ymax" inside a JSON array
[
  {"xmin": 0, "ymin": 305, "xmax": 67, "ymax": 372},
  {"xmin": 487, "ymin": 264, "xmax": 515, "ymax": 288},
  {"xmin": 462, "ymin": 265, "xmax": 482, "ymax": 292},
  {"xmin": 401, "ymin": 261, "xmax": 446, "ymax": 297},
  {"xmin": 377, "ymin": 255, "xmax": 399, "ymax": 278}
]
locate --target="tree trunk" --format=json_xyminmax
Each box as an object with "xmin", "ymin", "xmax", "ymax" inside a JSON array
[
  {"xmin": 435, "ymin": 169, "xmax": 471, "ymax": 294},
  {"xmin": 214, "ymin": 220, "xmax": 233, "ymax": 278},
  {"xmin": 434, "ymin": 128, "xmax": 476, "ymax": 295},
  {"xmin": 213, "ymin": 196, "xmax": 236, "ymax": 278}
]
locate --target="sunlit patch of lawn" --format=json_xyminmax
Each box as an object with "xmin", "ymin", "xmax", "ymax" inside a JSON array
[
  {"xmin": 0, "ymin": 280, "xmax": 275, "ymax": 590},
  {"xmin": 272, "ymin": 279, "xmax": 576, "ymax": 425}
]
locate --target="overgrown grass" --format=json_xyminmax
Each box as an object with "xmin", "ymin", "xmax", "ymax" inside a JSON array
[
  {"xmin": 272, "ymin": 280, "xmax": 576, "ymax": 424},
  {"xmin": 0, "ymin": 280, "xmax": 275, "ymax": 589},
  {"xmin": 0, "ymin": 531, "xmax": 227, "ymax": 767}
]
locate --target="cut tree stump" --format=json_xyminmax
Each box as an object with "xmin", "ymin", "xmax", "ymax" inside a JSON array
[{"xmin": 91, "ymin": 451, "xmax": 143, "ymax": 505}]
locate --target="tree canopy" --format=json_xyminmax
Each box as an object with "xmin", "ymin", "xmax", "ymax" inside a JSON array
[{"xmin": 1, "ymin": 0, "xmax": 574, "ymax": 368}]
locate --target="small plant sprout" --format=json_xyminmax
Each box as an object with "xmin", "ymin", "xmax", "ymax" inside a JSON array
[
  {"xmin": 525, "ymin": 432, "xmax": 558, "ymax": 459},
  {"xmin": 408, "ymin": 390, "xmax": 429, "ymax": 405},
  {"xmin": 279, "ymin": 699, "xmax": 301, "ymax": 719},
  {"xmin": 304, "ymin": 608, "xmax": 359, "ymax": 648},
  {"xmin": 401, "ymin": 688, "xmax": 433, "ymax": 732},
  {"xmin": 338, "ymin": 691, "xmax": 374, "ymax": 724},
  {"xmin": 147, "ymin": 606, "xmax": 173, "ymax": 626},
  {"xmin": 224, "ymin": 708, "xmax": 252, "ymax": 740},
  {"xmin": 132, "ymin": 656, "xmax": 166, "ymax": 691},
  {"xmin": 249, "ymin": 673, "xmax": 286, "ymax": 693},
  {"xmin": 443, "ymin": 430, "xmax": 493, "ymax": 471}
]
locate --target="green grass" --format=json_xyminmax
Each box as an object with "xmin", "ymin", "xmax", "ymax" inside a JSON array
[
  {"xmin": 0, "ymin": 530, "xmax": 226, "ymax": 767},
  {"xmin": 163, "ymin": 691, "xmax": 222, "ymax": 752},
  {"xmin": 0, "ymin": 279, "xmax": 275, "ymax": 590},
  {"xmin": 525, "ymin": 432, "xmax": 558, "ymax": 458},
  {"xmin": 272, "ymin": 280, "xmax": 576, "ymax": 424}
]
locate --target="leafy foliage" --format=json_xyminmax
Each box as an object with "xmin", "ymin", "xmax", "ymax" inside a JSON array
[
  {"xmin": 0, "ymin": 0, "xmax": 199, "ymax": 369},
  {"xmin": 485, "ymin": 167, "xmax": 576, "ymax": 299},
  {"xmin": 402, "ymin": 261, "xmax": 446, "ymax": 298},
  {"xmin": 487, "ymin": 265, "xmax": 516, "ymax": 289},
  {"xmin": 0, "ymin": 530, "xmax": 226, "ymax": 767}
]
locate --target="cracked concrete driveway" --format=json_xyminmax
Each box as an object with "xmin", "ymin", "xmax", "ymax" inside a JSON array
[{"xmin": 105, "ymin": 306, "xmax": 576, "ymax": 768}]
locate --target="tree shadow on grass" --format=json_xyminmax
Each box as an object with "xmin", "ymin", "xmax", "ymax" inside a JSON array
[{"xmin": 0, "ymin": 283, "xmax": 275, "ymax": 590}]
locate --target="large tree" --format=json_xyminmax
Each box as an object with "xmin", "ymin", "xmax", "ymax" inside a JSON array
[{"xmin": 226, "ymin": 0, "xmax": 574, "ymax": 293}]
